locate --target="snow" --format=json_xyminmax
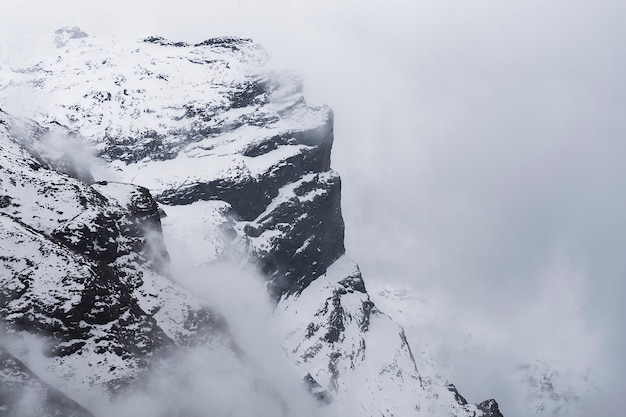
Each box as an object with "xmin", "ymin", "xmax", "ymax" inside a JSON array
[
  {"xmin": 0, "ymin": 34, "xmax": 330, "ymax": 156},
  {"xmin": 161, "ymin": 199, "xmax": 238, "ymax": 268},
  {"xmin": 274, "ymin": 255, "xmax": 486, "ymax": 416},
  {"xmin": 91, "ymin": 181, "xmax": 138, "ymax": 208}
]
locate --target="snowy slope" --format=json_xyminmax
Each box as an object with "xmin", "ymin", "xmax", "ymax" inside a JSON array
[
  {"xmin": 274, "ymin": 255, "xmax": 499, "ymax": 417},
  {"xmin": 0, "ymin": 110, "xmax": 233, "ymax": 404},
  {"xmin": 0, "ymin": 29, "xmax": 503, "ymax": 416}
]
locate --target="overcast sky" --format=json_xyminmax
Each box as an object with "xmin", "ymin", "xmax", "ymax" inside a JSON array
[{"xmin": 1, "ymin": 1, "xmax": 625, "ymax": 415}]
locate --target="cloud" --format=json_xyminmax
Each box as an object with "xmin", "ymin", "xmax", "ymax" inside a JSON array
[
  {"xmin": 98, "ymin": 230, "xmax": 334, "ymax": 417},
  {"xmin": 99, "ymin": 342, "xmax": 327, "ymax": 417}
]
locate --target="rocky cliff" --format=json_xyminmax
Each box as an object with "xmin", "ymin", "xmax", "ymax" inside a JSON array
[{"xmin": 0, "ymin": 29, "xmax": 503, "ymax": 416}]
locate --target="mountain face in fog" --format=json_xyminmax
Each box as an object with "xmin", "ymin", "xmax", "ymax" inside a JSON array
[{"xmin": 0, "ymin": 31, "xmax": 503, "ymax": 416}]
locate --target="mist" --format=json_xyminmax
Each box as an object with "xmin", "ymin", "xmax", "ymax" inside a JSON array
[
  {"xmin": 102, "ymin": 207, "xmax": 337, "ymax": 417},
  {"xmin": 1, "ymin": 0, "xmax": 625, "ymax": 415},
  {"xmin": 3, "ymin": 298, "xmax": 331, "ymax": 417}
]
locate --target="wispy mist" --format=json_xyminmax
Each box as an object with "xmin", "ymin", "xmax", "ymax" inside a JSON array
[
  {"xmin": 105, "ymin": 230, "xmax": 335, "ymax": 417},
  {"xmin": 98, "ymin": 343, "xmax": 326, "ymax": 417}
]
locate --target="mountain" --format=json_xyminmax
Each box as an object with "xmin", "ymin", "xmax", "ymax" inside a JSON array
[{"xmin": 0, "ymin": 28, "xmax": 503, "ymax": 416}]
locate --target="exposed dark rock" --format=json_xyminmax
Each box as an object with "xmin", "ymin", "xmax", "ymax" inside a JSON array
[
  {"xmin": 143, "ymin": 36, "xmax": 190, "ymax": 47},
  {"xmin": 94, "ymin": 182, "xmax": 171, "ymax": 274},
  {"xmin": 339, "ymin": 267, "xmax": 367, "ymax": 294},
  {"xmin": 358, "ymin": 299, "xmax": 376, "ymax": 332},
  {"xmin": 323, "ymin": 290, "xmax": 346, "ymax": 344},
  {"xmin": 251, "ymin": 172, "xmax": 345, "ymax": 297},
  {"xmin": 0, "ymin": 195, "xmax": 11, "ymax": 208},
  {"xmin": 230, "ymin": 79, "xmax": 270, "ymax": 108},
  {"xmin": 447, "ymin": 384, "xmax": 469, "ymax": 406},
  {"xmin": 156, "ymin": 117, "xmax": 334, "ymax": 224},
  {"xmin": 303, "ymin": 373, "xmax": 333, "ymax": 404},
  {"xmin": 0, "ymin": 219, "xmax": 173, "ymax": 361},
  {"xmin": 477, "ymin": 399, "xmax": 504, "ymax": 417},
  {"xmin": 194, "ymin": 36, "xmax": 254, "ymax": 49},
  {"xmin": 52, "ymin": 211, "xmax": 121, "ymax": 264}
]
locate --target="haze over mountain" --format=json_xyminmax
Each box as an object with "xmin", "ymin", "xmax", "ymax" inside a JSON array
[
  {"xmin": 1, "ymin": 1, "xmax": 624, "ymax": 416},
  {"xmin": 0, "ymin": 30, "xmax": 507, "ymax": 416}
]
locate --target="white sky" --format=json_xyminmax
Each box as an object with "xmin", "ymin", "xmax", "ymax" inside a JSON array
[{"xmin": 1, "ymin": 1, "xmax": 625, "ymax": 415}]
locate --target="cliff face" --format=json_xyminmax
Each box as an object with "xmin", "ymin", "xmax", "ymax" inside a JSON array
[{"xmin": 0, "ymin": 31, "xmax": 502, "ymax": 416}]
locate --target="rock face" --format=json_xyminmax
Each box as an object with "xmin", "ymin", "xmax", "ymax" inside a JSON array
[
  {"xmin": 0, "ymin": 111, "xmax": 231, "ymax": 410},
  {"xmin": 0, "ymin": 32, "xmax": 503, "ymax": 416}
]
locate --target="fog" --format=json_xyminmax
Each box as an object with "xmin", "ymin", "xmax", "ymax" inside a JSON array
[
  {"xmin": 94, "ymin": 260, "xmax": 330, "ymax": 417},
  {"xmin": 3, "ymin": 270, "xmax": 331, "ymax": 417},
  {"xmin": 2, "ymin": 0, "xmax": 625, "ymax": 415}
]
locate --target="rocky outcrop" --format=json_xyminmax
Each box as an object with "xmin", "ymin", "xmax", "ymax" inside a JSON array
[
  {"xmin": 448, "ymin": 385, "xmax": 504, "ymax": 417},
  {"xmin": 478, "ymin": 399, "xmax": 504, "ymax": 417}
]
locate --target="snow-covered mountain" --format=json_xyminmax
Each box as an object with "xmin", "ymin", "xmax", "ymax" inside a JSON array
[{"xmin": 0, "ymin": 28, "xmax": 503, "ymax": 416}]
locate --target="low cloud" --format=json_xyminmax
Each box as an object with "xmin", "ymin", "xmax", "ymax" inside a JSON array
[
  {"xmin": 1, "ymin": 245, "xmax": 332, "ymax": 417},
  {"xmin": 99, "ymin": 343, "xmax": 325, "ymax": 417},
  {"xmin": 99, "ymin": 242, "xmax": 333, "ymax": 417}
]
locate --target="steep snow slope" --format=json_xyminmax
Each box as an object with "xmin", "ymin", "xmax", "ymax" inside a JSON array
[{"xmin": 0, "ymin": 29, "xmax": 503, "ymax": 416}]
